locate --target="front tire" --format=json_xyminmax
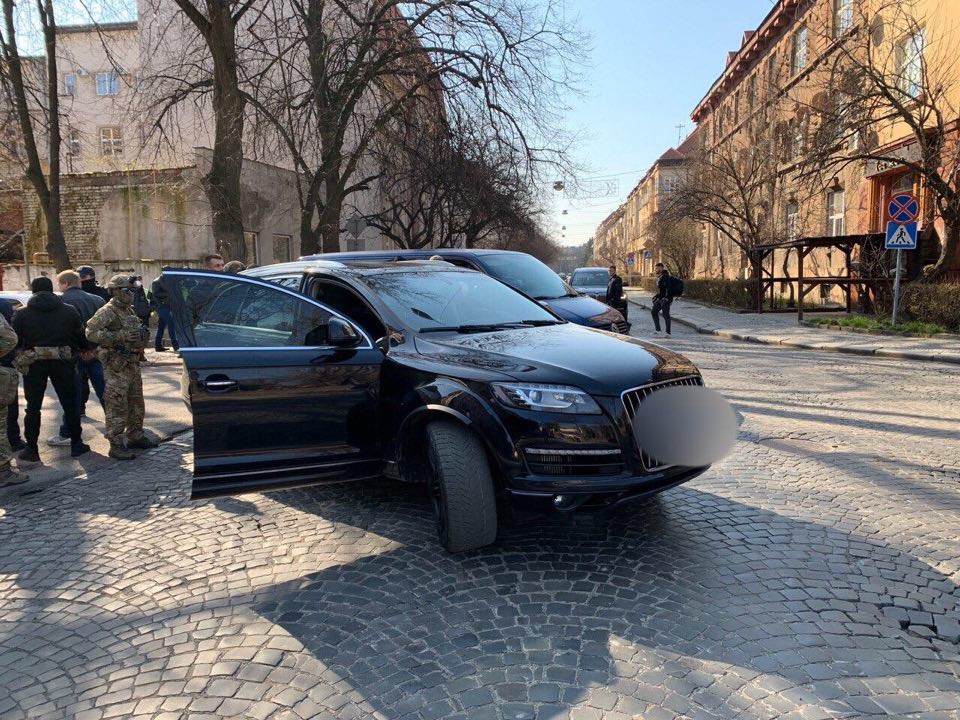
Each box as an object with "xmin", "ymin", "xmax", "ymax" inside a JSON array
[{"xmin": 425, "ymin": 420, "xmax": 498, "ymax": 552}]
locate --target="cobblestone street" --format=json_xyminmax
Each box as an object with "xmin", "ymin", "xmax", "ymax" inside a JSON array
[{"xmin": 1, "ymin": 329, "xmax": 959, "ymax": 719}]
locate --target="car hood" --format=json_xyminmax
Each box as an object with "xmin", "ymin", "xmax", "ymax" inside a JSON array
[
  {"xmin": 413, "ymin": 324, "xmax": 699, "ymax": 395},
  {"xmin": 539, "ymin": 294, "xmax": 613, "ymax": 322}
]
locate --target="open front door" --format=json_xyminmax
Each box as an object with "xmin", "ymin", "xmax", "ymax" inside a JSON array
[{"xmin": 162, "ymin": 270, "xmax": 383, "ymax": 498}]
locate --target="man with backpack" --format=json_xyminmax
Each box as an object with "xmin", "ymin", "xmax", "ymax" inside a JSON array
[
  {"xmin": 652, "ymin": 263, "xmax": 683, "ymax": 337},
  {"xmin": 606, "ymin": 265, "xmax": 628, "ymax": 321}
]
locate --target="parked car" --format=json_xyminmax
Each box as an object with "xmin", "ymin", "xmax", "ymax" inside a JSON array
[
  {"xmin": 303, "ymin": 249, "xmax": 629, "ymax": 334},
  {"xmin": 0, "ymin": 291, "xmax": 35, "ymax": 310},
  {"xmin": 162, "ymin": 260, "xmax": 707, "ymax": 552},
  {"xmin": 570, "ymin": 267, "xmax": 612, "ymax": 302}
]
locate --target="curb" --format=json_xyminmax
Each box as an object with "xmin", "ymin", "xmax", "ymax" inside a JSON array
[{"xmin": 628, "ymin": 299, "xmax": 960, "ymax": 366}]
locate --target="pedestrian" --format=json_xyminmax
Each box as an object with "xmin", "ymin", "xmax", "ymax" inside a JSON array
[
  {"xmin": 606, "ymin": 264, "xmax": 628, "ymax": 321},
  {"xmin": 77, "ymin": 266, "xmax": 111, "ymax": 303},
  {"xmin": 223, "ymin": 260, "xmax": 245, "ymax": 274},
  {"xmin": 86, "ymin": 275, "xmax": 159, "ymax": 460},
  {"xmin": 46, "ymin": 270, "xmax": 106, "ymax": 447},
  {"xmin": 0, "ymin": 298, "xmax": 26, "ymax": 452},
  {"xmin": 12, "ymin": 277, "xmax": 91, "ymax": 462},
  {"xmin": 150, "ymin": 268, "xmax": 179, "ymax": 352},
  {"xmin": 133, "ymin": 282, "xmax": 151, "ymax": 330},
  {"xmin": 0, "ymin": 312, "xmax": 27, "ymax": 486},
  {"xmin": 651, "ymin": 262, "xmax": 674, "ymax": 337},
  {"xmin": 204, "ymin": 254, "xmax": 225, "ymax": 272}
]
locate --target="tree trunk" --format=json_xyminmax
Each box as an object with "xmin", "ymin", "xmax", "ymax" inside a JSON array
[
  {"xmin": 924, "ymin": 215, "xmax": 959, "ymax": 280},
  {"xmin": 299, "ymin": 207, "xmax": 321, "ymax": 256},
  {"xmin": 319, "ymin": 175, "xmax": 343, "ymax": 254},
  {"xmin": 1, "ymin": 0, "xmax": 71, "ymax": 270},
  {"xmin": 202, "ymin": 0, "xmax": 245, "ymax": 261}
]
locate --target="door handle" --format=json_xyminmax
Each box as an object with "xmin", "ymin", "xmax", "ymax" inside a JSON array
[{"xmin": 201, "ymin": 377, "xmax": 238, "ymax": 393}]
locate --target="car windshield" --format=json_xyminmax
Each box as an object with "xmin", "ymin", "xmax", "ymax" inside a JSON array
[
  {"xmin": 362, "ymin": 270, "xmax": 561, "ymax": 332},
  {"xmin": 571, "ymin": 270, "xmax": 609, "ymax": 287},
  {"xmin": 480, "ymin": 253, "xmax": 574, "ymax": 300}
]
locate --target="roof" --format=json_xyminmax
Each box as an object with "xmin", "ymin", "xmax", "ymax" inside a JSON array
[
  {"xmin": 243, "ymin": 258, "xmax": 469, "ymax": 278},
  {"xmin": 301, "ymin": 249, "xmax": 526, "ymax": 260},
  {"xmin": 59, "ymin": 21, "xmax": 137, "ymax": 34},
  {"xmin": 691, "ymin": 0, "xmax": 805, "ymax": 122}
]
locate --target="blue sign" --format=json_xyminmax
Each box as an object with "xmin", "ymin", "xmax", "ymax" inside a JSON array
[
  {"xmin": 886, "ymin": 221, "xmax": 918, "ymax": 250},
  {"xmin": 887, "ymin": 193, "xmax": 920, "ymax": 224},
  {"xmin": 643, "ymin": 250, "xmax": 653, "ymax": 260}
]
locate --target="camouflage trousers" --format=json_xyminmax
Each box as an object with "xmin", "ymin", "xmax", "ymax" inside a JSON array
[
  {"xmin": 103, "ymin": 356, "xmax": 145, "ymax": 444},
  {"xmin": 0, "ymin": 403, "xmax": 9, "ymax": 471}
]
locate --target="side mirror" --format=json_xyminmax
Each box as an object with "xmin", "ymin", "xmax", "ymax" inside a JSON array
[{"xmin": 328, "ymin": 317, "xmax": 362, "ymax": 347}]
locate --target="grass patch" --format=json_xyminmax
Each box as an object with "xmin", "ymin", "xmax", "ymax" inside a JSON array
[{"xmin": 808, "ymin": 315, "xmax": 947, "ymax": 335}]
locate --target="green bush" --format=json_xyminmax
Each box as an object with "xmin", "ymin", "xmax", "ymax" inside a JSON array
[
  {"xmin": 808, "ymin": 316, "xmax": 946, "ymax": 335},
  {"xmin": 902, "ymin": 283, "xmax": 960, "ymax": 332},
  {"xmin": 683, "ymin": 279, "xmax": 755, "ymax": 310}
]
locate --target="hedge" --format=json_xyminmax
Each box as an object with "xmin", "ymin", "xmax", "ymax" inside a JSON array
[{"xmin": 902, "ymin": 283, "xmax": 960, "ymax": 332}]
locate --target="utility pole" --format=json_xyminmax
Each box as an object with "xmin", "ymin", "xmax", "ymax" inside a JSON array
[{"xmin": 675, "ymin": 124, "xmax": 686, "ymax": 145}]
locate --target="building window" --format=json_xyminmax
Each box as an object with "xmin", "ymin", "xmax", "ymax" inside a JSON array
[
  {"xmin": 827, "ymin": 189, "xmax": 845, "ymax": 236},
  {"xmin": 897, "ymin": 28, "xmax": 926, "ymax": 100},
  {"xmin": 767, "ymin": 53, "xmax": 779, "ymax": 95},
  {"xmin": 733, "ymin": 91, "xmax": 740, "ymax": 125},
  {"xmin": 63, "ymin": 74, "xmax": 77, "ymax": 96},
  {"xmin": 658, "ymin": 176, "xmax": 679, "ymax": 194},
  {"xmin": 747, "ymin": 74, "xmax": 756, "ymax": 112},
  {"xmin": 244, "ymin": 231, "xmax": 260, "ymax": 265},
  {"xmin": 834, "ymin": 0, "xmax": 854, "ymax": 37},
  {"xmin": 66, "ymin": 129, "xmax": 81, "ymax": 156},
  {"xmin": 791, "ymin": 27, "xmax": 809, "ymax": 75},
  {"xmin": 96, "ymin": 71, "xmax": 119, "ymax": 96},
  {"xmin": 272, "ymin": 234, "xmax": 292, "ymax": 263},
  {"xmin": 99, "ymin": 127, "xmax": 123, "ymax": 156},
  {"xmin": 787, "ymin": 118, "xmax": 804, "ymax": 160},
  {"xmin": 785, "ymin": 200, "xmax": 799, "ymax": 241}
]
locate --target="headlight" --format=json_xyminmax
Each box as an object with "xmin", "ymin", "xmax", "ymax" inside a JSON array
[
  {"xmin": 492, "ymin": 383, "xmax": 602, "ymax": 414},
  {"xmin": 588, "ymin": 312, "xmax": 614, "ymax": 327}
]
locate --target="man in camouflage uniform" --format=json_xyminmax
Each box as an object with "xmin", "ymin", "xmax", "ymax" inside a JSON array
[
  {"xmin": 0, "ymin": 314, "xmax": 27, "ymax": 485},
  {"xmin": 86, "ymin": 275, "xmax": 159, "ymax": 460}
]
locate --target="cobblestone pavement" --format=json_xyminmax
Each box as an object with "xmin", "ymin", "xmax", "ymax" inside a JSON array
[
  {"xmin": 1, "ymin": 330, "xmax": 959, "ymax": 720},
  {"xmin": 626, "ymin": 291, "xmax": 960, "ymax": 366}
]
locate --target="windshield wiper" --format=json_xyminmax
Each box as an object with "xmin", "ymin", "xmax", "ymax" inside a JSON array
[
  {"xmin": 518, "ymin": 319, "xmax": 564, "ymax": 326},
  {"xmin": 411, "ymin": 307, "xmax": 438, "ymax": 322},
  {"xmin": 534, "ymin": 293, "xmax": 580, "ymax": 300},
  {"xmin": 420, "ymin": 322, "xmax": 528, "ymax": 334}
]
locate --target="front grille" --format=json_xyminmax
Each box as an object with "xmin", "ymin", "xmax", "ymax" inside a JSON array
[
  {"xmin": 622, "ymin": 376, "xmax": 704, "ymax": 472},
  {"xmin": 524, "ymin": 448, "xmax": 625, "ymax": 476},
  {"xmin": 611, "ymin": 320, "xmax": 629, "ymax": 334}
]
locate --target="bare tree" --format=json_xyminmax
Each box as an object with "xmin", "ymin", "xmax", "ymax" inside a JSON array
[
  {"xmin": 646, "ymin": 212, "xmax": 699, "ymax": 279},
  {"xmin": 798, "ymin": 0, "xmax": 960, "ymax": 279},
  {"xmin": 244, "ymin": 0, "xmax": 582, "ymax": 254},
  {"xmin": 0, "ymin": 0, "xmax": 70, "ymax": 269}
]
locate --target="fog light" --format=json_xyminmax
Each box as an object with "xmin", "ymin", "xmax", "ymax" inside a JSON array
[{"xmin": 554, "ymin": 495, "xmax": 567, "ymax": 507}]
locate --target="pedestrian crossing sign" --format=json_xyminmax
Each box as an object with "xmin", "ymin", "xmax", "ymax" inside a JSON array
[{"xmin": 885, "ymin": 221, "xmax": 918, "ymax": 250}]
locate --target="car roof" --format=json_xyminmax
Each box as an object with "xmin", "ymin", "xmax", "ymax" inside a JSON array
[
  {"xmin": 300, "ymin": 249, "xmax": 524, "ymax": 261},
  {"xmin": 242, "ymin": 259, "xmax": 470, "ymax": 279}
]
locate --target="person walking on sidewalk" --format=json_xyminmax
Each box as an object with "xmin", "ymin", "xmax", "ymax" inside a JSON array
[
  {"xmin": 86, "ymin": 275, "xmax": 159, "ymax": 460},
  {"xmin": 12, "ymin": 277, "xmax": 91, "ymax": 462},
  {"xmin": 0, "ymin": 312, "xmax": 28, "ymax": 486},
  {"xmin": 652, "ymin": 262, "xmax": 674, "ymax": 337},
  {"xmin": 47, "ymin": 270, "xmax": 106, "ymax": 447},
  {"xmin": 0, "ymin": 298, "xmax": 26, "ymax": 453},
  {"xmin": 150, "ymin": 269, "xmax": 179, "ymax": 352}
]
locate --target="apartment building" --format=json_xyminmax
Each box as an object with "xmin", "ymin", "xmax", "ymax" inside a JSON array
[
  {"xmin": 593, "ymin": 136, "xmax": 695, "ymax": 277},
  {"xmin": 690, "ymin": 0, "xmax": 960, "ymax": 283}
]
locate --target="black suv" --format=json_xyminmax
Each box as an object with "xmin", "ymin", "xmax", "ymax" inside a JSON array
[{"xmin": 163, "ymin": 261, "xmax": 707, "ymax": 552}]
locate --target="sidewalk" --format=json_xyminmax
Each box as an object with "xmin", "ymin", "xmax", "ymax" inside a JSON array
[{"xmin": 627, "ymin": 290, "xmax": 960, "ymax": 366}]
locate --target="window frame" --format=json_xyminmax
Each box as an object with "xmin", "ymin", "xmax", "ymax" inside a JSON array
[
  {"xmin": 244, "ymin": 231, "xmax": 261, "ymax": 266},
  {"xmin": 826, "ymin": 189, "xmax": 845, "ymax": 237},
  {"xmin": 791, "ymin": 26, "xmax": 809, "ymax": 76},
  {"xmin": 785, "ymin": 200, "xmax": 800, "ymax": 241},
  {"xmin": 99, "ymin": 126, "xmax": 123, "ymax": 157},
  {"xmin": 63, "ymin": 73, "xmax": 77, "ymax": 97},
  {"xmin": 95, "ymin": 71, "xmax": 120, "ymax": 96},
  {"xmin": 833, "ymin": 0, "xmax": 854, "ymax": 38},
  {"xmin": 271, "ymin": 234, "xmax": 293, "ymax": 263},
  {"xmin": 897, "ymin": 28, "xmax": 926, "ymax": 100}
]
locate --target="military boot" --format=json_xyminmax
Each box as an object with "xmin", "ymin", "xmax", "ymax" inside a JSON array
[
  {"xmin": 109, "ymin": 443, "xmax": 136, "ymax": 460},
  {"xmin": 127, "ymin": 436, "xmax": 159, "ymax": 450}
]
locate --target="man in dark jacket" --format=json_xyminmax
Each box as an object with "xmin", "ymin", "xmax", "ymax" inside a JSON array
[
  {"xmin": 651, "ymin": 262, "xmax": 673, "ymax": 337},
  {"xmin": 605, "ymin": 265, "xmax": 627, "ymax": 320},
  {"xmin": 47, "ymin": 270, "xmax": 106, "ymax": 446},
  {"xmin": 12, "ymin": 277, "xmax": 91, "ymax": 461},
  {"xmin": 0, "ymin": 298, "xmax": 25, "ymax": 451},
  {"xmin": 78, "ymin": 266, "xmax": 110, "ymax": 304},
  {"xmin": 150, "ymin": 269, "xmax": 179, "ymax": 351}
]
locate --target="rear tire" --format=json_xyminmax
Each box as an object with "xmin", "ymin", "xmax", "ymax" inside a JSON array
[{"xmin": 425, "ymin": 420, "xmax": 498, "ymax": 552}]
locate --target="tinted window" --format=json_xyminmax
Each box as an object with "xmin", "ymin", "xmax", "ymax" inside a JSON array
[
  {"xmin": 479, "ymin": 253, "xmax": 572, "ymax": 300},
  {"xmin": 165, "ymin": 274, "xmax": 333, "ymax": 348},
  {"xmin": 362, "ymin": 270, "xmax": 557, "ymax": 332},
  {"xmin": 571, "ymin": 270, "xmax": 609, "ymax": 286}
]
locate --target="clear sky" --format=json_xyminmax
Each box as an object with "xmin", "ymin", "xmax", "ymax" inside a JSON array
[{"xmin": 553, "ymin": 0, "xmax": 775, "ymax": 247}]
